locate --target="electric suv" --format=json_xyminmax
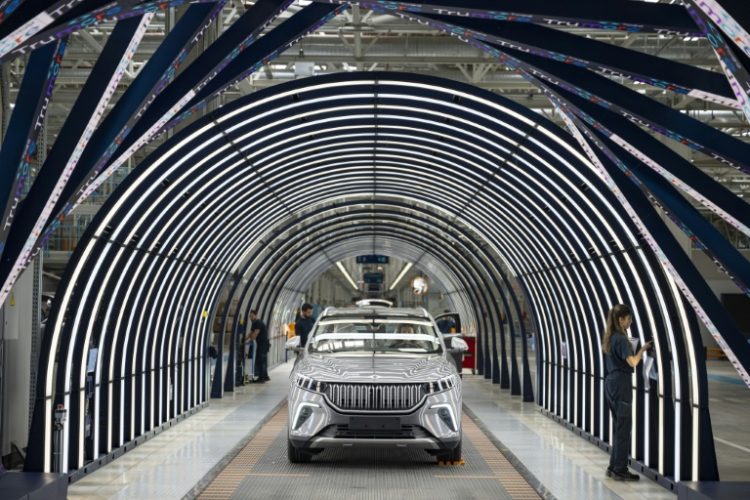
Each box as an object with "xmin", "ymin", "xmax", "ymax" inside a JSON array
[{"xmin": 285, "ymin": 306, "xmax": 468, "ymax": 463}]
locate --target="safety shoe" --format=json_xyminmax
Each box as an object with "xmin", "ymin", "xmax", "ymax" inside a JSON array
[{"xmin": 609, "ymin": 468, "xmax": 639, "ymax": 481}]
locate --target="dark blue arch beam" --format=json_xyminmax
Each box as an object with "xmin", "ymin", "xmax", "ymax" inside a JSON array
[
  {"xmin": 686, "ymin": 4, "xmax": 750, "ymax": 123},
  {"xmin": 0, "ymin": 38, "xmax": 66, "ymax": 254},
  {"xmin": 541, "ymin": 81, "xmax": 750, "ymax": 297},
  {"xmin": 0, "ymin": 13, "xmax": 152, "ymax": 306},
  {"xmin": 1, "ymin": 0, "xmax": 209, "ymax": 61},
  {"xmin": 0, "ymin": 0, "xmax": 297, "ymax": 306},
  {"xmin": 48, "ymin": 0, "xmax": 225, "ymax": 221},
  {"xmin": 0, "ymin": 0, "xmax": 86, "ymax": 58},
  {"xmin": 318, "ymin": 0, "xmax": 701, "ymax": 35},
  {"xmin": 363, "ymin": 5, "xmax": 750, "ymax": 174},
  {"xmin": 418, "ymin": 12, "xmax": 733, "ymax": 99}
]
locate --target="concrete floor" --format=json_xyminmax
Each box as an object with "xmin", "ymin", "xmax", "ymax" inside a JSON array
[{"xmin": 705, "ymin": 360, "xmax": 750, "ymax": 481}]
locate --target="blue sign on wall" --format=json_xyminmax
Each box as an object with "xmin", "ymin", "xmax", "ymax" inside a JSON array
[{"xmin": 356, "ymin": 254, "xmax": 390, "ymax": 264}]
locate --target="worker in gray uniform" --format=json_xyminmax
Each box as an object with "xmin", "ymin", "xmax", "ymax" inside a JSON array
[{"xmin": 602, "ymin": 303, "xmax": 652, "ymax": 481}]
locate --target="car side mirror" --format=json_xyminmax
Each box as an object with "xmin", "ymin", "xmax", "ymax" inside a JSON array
[
  {"xmin": 285, "ymin": 336, "xmax": 303, "ymax": 353},
  {"xmin": 447, "ymin": 337, "xmax": 469, "ymax": 354}
]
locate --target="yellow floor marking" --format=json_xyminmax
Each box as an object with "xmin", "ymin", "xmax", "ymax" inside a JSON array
[
  {"xmin": 462, "ymin": 414, "xmax": 541, "ymax": 499},
  {"xmin": 434, "ymin": 475, "xmax": 504, "ymax": 479},
  {"xmin": 245, "ymin": 473, "xmax": 310, "ymax": 478},
  {"xmin": 198, "ymin": 407, "xmax": 289, "ymax": 499},
  {"xmin": 437, "ymin": 458, "xmax": 466, "ymax": 466}
]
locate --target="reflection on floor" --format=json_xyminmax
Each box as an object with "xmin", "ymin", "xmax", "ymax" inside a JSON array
[
  {"xmin": 68, "ymin": 364, "xmax": 294, "ymax": 500},
  {"xmin": 198, "ymin": 404, "xmax": 540, "ymax": 500},
  {"xmin": 462, "ymin": 377, "xmax": 673, "ymax": 500},
  {"xmin": 65, "ymin": 359, "xmax": 749, "ymax": 499},
  {"xmin": 706, "ymin": 360, "xmax": 750, "ymax": 481}
]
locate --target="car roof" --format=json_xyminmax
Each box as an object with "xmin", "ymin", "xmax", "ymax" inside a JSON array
[
  {"xmin": 355, "ymin": 298, "xmax": 393, "ymax": 307},
  {"xmin": 321, "ymin": 306, "xmax": 430, "ymax": 319}
]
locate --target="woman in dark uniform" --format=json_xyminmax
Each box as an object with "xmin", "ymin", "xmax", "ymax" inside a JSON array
[{"xmin": 602, "ymin": 304, "xmax": 652, "ymax": 481}]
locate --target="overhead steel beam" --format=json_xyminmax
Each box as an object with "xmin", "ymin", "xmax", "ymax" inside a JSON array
[{"xmin": 315, "ymin": 0, "xmax": 702, "ymax": 35}]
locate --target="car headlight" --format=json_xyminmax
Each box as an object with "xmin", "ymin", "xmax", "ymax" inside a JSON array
[
  {"xmin": 294, "ymin": 373, "xmax": 328, "ymax": 393},
  {"xmin": 423, "ymin": 374, "xmax": 459, "ymax": 394},
  {"xmin": 430, "ymin": 403, "xmax": 458, "ymax": 432},
  {"xmin": 292, "ymin": 402, "xmax": 320, "ymax": 430}
]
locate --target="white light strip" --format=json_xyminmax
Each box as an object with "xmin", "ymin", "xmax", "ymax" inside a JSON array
[
  {"xmin": 557, "ymin": 107, "xmax": 694, "ymax": 476},
  {"xmin": 50, "ymin": 79, "xmax": 707, "ymax": 482},
  {"xmin": 389, "ymin": 262, "xmax": 413, "ymax": 290},
  {"xmin": 336, "ymin": 261, "xmax": 359, "ymax": 290}
]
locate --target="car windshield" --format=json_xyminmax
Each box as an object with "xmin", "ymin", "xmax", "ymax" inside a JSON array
[{"xmin": 308, "ymin": 318, "xmax": 442, "ymax": 354}]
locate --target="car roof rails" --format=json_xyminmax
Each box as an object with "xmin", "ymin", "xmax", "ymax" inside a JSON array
[{"xmin": 355, "ymin": 298, "xmax": 394, "ymax": 308}]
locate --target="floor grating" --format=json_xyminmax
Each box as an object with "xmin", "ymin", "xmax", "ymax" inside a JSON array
[{"xmin": 196, "ymin": 405, "xmax": 542, "ymax": 500}]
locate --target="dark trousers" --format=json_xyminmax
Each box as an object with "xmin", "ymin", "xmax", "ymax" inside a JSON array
[
  {"xmin": 605, "ymin": 373, "xmax": 632, "ymax": 471},
  {"xmin": 254, "ymin": 347, "xmax": 269, "ymax": 379}
]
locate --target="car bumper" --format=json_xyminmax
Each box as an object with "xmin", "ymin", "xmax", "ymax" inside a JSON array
[
  {"xmin": 304, "ymin": 436, "xmax": 461, "ymax": 450},
  {"xmin": 288, "ymin": 388, "xmax": 461, "ymax": 451}
]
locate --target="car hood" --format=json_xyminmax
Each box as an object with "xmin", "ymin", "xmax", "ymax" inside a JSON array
[{"xmin": 295, "ymin": 354, "xmax": 456, "ymax": 383}]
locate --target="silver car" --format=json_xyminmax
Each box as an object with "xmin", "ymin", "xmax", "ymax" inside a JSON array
[{"xmin": 285, "ymin": 306, "xmax": 468, "ymax": 463}]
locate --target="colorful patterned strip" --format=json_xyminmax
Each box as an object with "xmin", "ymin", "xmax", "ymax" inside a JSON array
[
  {"xmin": 0, "ymin": 38, "xmax": 67, "ymax": 255},
  {"xmin": 692, "ymin": 0, "xmax": 750, "ymax": 59},
  {"xmin": 495, "ymin": 47, "xmax": 750, "ymax": 294},
  {"xmin": 32, "ymin": 1, "xmax": 296, "ymax": 270},
  {"xmin": 548, "ymin": 82, "xmax": 750, "ymax": 294},
  {"xmin": 392, "ymin": 9, "xmax": 750, "ymax": 175},
  {"xmin": 558, "ymin": 106, "xmax": 749, "ymax": 389},
  {"xmin": 318, "ymin": 0, "xmax": 701, "ymax": 36},
  {"xmin": 687, "ymin": 4, "xmax": 750, "ymax": 124},
  {"xmin": 0, "ymin": 14, "xmax": 153, "ymax": 306},
  {"xmin": 414, "ymin": 11, "xmax": 734, "ymax": 102},
  {"xmin": 70, "ymin": 1, "xmax": 227, "ymax": 205},
  {"xmin": 2, "ymin": 0, "xmax": 216, "ymax": 61},
  {"xmin": 0, "ymin": 0, "xmax": 88, "ymax": 59},
  {"xmin": 72, "ymin": 0, "xmax": 296, "ymax": 200},
  {"xmin": 170, "ymin": 3, "xmax": 348, "ymax": 129},
  {"xmin": 0, "ymin": 0, "xmax": 293, "ymax": 301}
]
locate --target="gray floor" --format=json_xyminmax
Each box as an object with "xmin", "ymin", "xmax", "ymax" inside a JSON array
[
  {"xmin": 461, "ymin": 377, "xmax": 673, "ymax": 500},
  {"xmin": 68, "ymin": 366, "xmax": 293, "ymax": 500},
  {"xmin": 705, "ymin": 360, "xmax": 750, "ymax": 481},
  {"xmin": 219, "ymin": 409, "xmax": 537, "ymax": 500},
  {"xmin": 66, "ymin": 358, "xmax": 749, "ymax": 499}
]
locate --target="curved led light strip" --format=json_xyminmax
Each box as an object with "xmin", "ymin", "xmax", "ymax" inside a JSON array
[
  {"xmin": 261, "ymin": 219, "xmax": 487, "ymax": 311},
  {"xmin": 113, "ymin": 155, "xmax": 668, "ymax": 468},
  {"xmin": 34, "ymin": 75, "xmax": 711, "ymax": 485},
  {"xmin": 235, "ymin": 200, "xmax": 516, "ymax": 340}
]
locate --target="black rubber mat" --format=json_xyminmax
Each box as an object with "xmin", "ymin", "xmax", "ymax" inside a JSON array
[{"xmin": 198, "ymin": 407, "xmax": 540, "ymax": 500}]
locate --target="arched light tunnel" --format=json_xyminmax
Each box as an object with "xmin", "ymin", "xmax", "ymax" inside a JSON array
[{"xmin": 26, "ymin": 73, "xmax": 750, "ymax": 484}]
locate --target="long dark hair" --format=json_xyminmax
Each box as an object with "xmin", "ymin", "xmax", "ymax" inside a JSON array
[{"xmin": 602, "ymin": 304, "xmax": 632, "ymax": 354}]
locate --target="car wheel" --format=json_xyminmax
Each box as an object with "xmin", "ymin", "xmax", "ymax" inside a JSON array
[
  {"xmin": 287, "ymin": 438, "xmax": 312, "ymax": 463},
  {"xmin": 437, "ymin": 438, "xmax": 462, "ymax": 463}
]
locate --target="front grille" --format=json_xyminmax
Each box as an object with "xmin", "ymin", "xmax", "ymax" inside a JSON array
[
  {"xmin": 334, "ymin": 424, "xmax": 417, "ymax": 439},
  {"xmin": 325, "ymin": 383, "xmax": 425, "ymax": 411}
]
